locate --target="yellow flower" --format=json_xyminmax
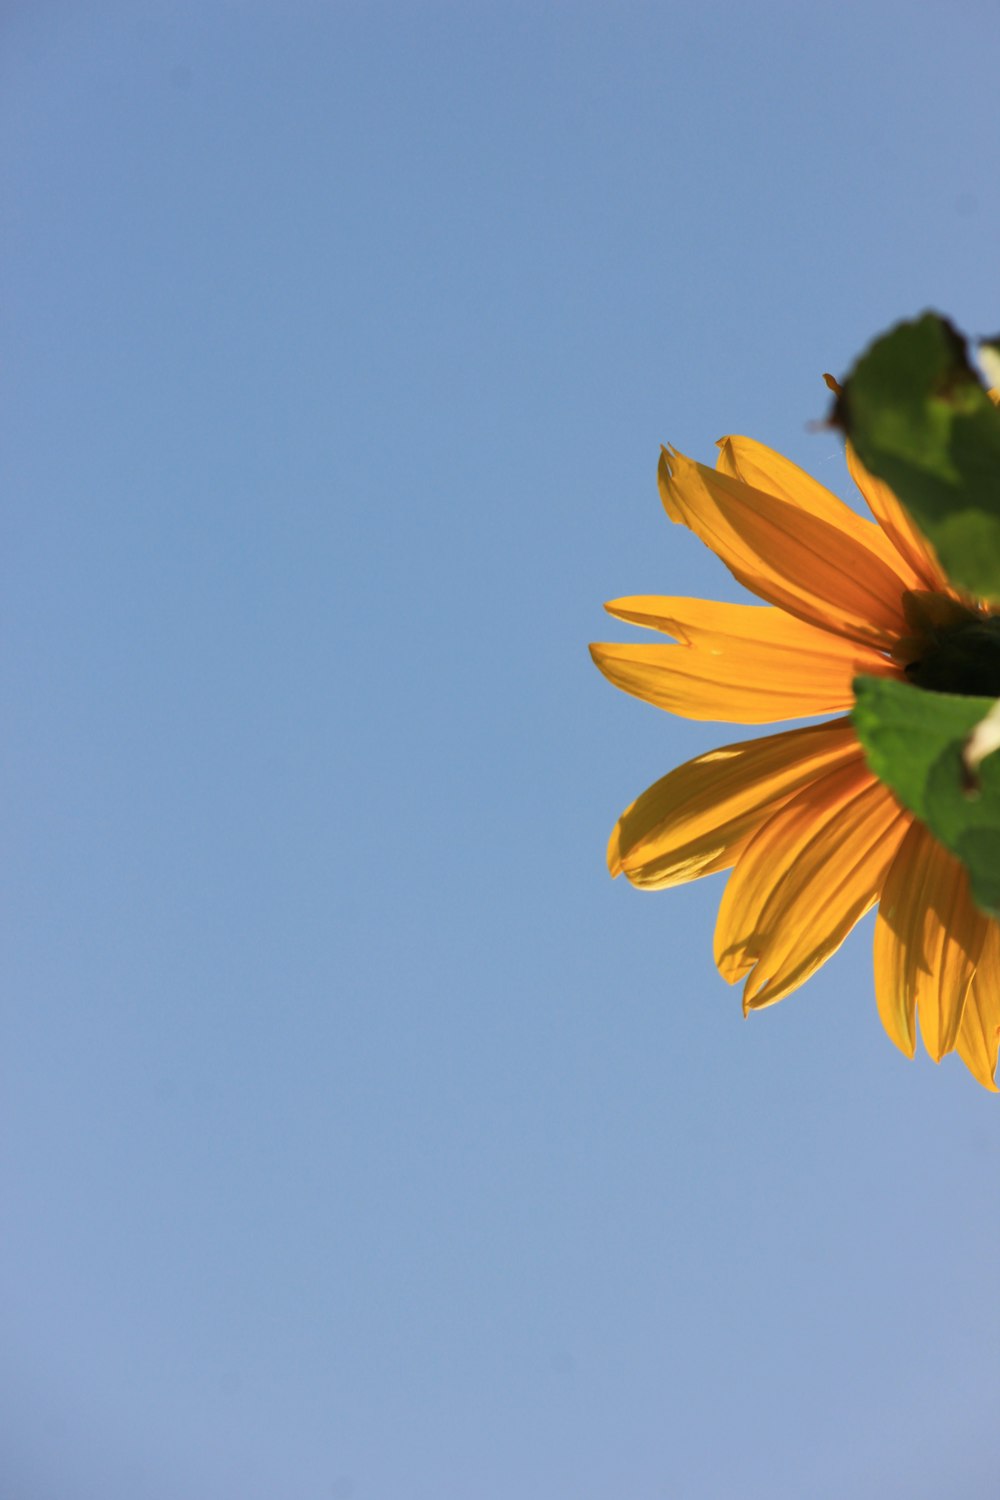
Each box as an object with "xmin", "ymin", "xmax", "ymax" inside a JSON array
[{"xmin": 591, "ymin": 423, "xmax": 1000, "ymax": 1089}]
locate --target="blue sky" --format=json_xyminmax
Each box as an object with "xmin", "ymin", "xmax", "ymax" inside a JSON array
[{"xmin": 3, "ymin": 3, "xmax": 1000, "ymax": 1497}]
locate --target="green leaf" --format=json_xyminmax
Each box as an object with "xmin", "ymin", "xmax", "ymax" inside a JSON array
[
  {"xmin": 925, "ymin": 749, "xmax": 1000, "ymax": 916},
  {"xmin": 834, "ymin": 312, "xmax": 1000, "ymax": 602},
  {"xmin": 852, "ymin": 676, "xmax": 1000, "ymax": 918}
]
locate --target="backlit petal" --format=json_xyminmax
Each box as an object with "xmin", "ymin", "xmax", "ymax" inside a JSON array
[
  {"xmin": 659, "ymin": 446, "xmax": 913, "ymax": 650},
  {"xmin": 591, "ymin": 597, "xmax": 892, "ymax": 723},
  {"xmin": 844, "ymin": 442, "xmax": 950, "ymax": 594},
  {"xmin": 609, "ymin": 718, "xmax": 860, "ymax": 889},
  {"xmin": 714, "ymin": 759, "xmax": 906, "ymax": 1008},
  {"xmin": 718, "ymin": 435, "xmax": 924, "ymax": 591},
  {"xmin": 874, "ymin": 824, "xmax": 986, "ymax": 1063},
  {"xmin": 956, "ymin": 921, "xmax": 1000, "ymax": 1090}
]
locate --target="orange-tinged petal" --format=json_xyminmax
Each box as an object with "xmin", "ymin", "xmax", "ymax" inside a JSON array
[
  {"xmin": 956, "ymin": 921, "xmax": 1000, "ymax": 1090},
  {"xmin": 590, "ymin": 597, "xmax": 892, "ymax": 723},
  {"xmin": 714, "ymin": 760, "xmax": 906, "ymax": 1008},
  {"xmin": 659, "ymin": 446, "xmax": 913, "ymax": 651},
  {"xmin": 874, "ymin": 824, "xmax": 986, "ymax": 1063},
  {"xmin": 844, "ymin": 442, "xmax": 950, "ymax": 594},
  {"xmin": 609, "ymin": 718, "xmax": 860, "ymax": 889},
  {"xmin": 717, "ymin": 435, "xmax": 925, "ymax": 590}
]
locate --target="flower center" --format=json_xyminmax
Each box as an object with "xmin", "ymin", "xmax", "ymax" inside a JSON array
[{"xmin": 905, "ymin": 615, "xmax": 1000, "ymax": 697}]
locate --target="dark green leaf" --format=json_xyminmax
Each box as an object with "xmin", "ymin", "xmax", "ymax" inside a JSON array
[
  {"xmin": 852, "ymin": 675, "xmax": 1000, "ymax": 918},
  {"xmin": 834, "ymin": 312, "xmax": 1000, "ymax": 602},
  {"xmin": 925, "ymin": 749, "xmax": 1000, "ymax": 916}
]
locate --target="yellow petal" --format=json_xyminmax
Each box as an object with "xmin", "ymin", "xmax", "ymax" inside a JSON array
[
  {"xmin": 718, "ymin": 435, "xmax": 924, "ymax": 591},
  {"xmin": 956, "ymin": 920, "xmax": 1000, "ymax": 1091},
  {"xmin": 659, "ymin": 446, "xmax": 913, "ymax": 651},
  {"xmin": 844, "ymin": 442, "xmax": 950, "ymax": 594},
  {"xmin": 714, "ymin": 761, "xmax": 906, "ymax": 1008},
  {"xmin": 591, "ymin": 597, "xmax": 892, "ymax": 723},
  {"xmin": 874, "ymin": 824, "xmax": 986, "ymax": 1063},
  {"xmin": 609, "ymin": 718, "xmax": 860, "ymax": 889}
]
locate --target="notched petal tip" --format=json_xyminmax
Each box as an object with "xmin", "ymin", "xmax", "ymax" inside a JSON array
[
  {"xmin": 601, "ymin": 596, "xmax": 685, "ymax": 633},
  {"xmin": 657, "ymin": 445, "xmax": 690, "ymax": 523},
  {"xmin": 742, "ymin": 972, "xmax": 794, "ymax": 1014},
  {"xmin": 742, "ymin": 978, "xmax": 777, "ymax": 1016}
]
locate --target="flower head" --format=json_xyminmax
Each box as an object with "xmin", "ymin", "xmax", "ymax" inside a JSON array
[{"xmin": 592, "ymin": 415, "xmax": 1000, "ymax": 1088}]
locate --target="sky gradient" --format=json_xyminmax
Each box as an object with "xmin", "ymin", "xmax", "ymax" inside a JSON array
[{"xmin": 3, "ymin": 4, "xmax": 1000, "ymax": 1497}]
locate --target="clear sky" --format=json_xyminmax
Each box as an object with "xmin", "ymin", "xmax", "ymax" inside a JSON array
[{"xmin": 3, "ymin": 3, "xmax": 1000, "ymax": 1497}]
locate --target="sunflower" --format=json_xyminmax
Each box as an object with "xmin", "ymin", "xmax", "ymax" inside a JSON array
[{"xmin": 591, "ymin": 411, "xmax": 1000, "ymax": 1089}]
